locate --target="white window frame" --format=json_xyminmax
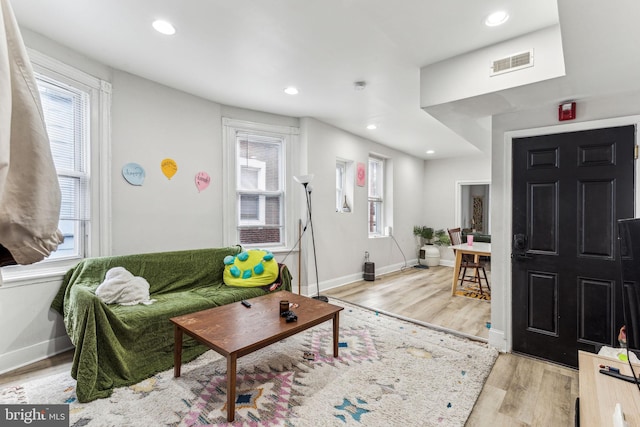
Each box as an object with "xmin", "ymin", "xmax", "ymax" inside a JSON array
[
  {"xmin": 368, "ymin": 156, "xmax": 385, "ymax": 237},
  {"xmin": 1, "ymin": 49, "xmax": 111, "ymax": 284},
  {"xmin": 336, "ymin": 158, "xmax": 355, "ymax": 214},
  {"xmin": 222, "ymin": 118, "xmax": 299, "ymax": 250}
]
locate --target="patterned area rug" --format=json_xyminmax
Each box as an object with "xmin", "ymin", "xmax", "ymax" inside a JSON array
[
  {"xmin": 1, "ymin": 300, "xmax": 498, "ymax": 426},
  {"xmin": 455, "ymin": 283, "xmax": 491, "ymax": 301}
]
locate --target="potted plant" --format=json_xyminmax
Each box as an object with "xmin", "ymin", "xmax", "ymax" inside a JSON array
[{"xmin": 413, "ymin": 226, "xmax": 450, "ymax": 267}]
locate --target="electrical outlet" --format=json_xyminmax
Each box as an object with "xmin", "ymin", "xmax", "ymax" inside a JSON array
[{"xmin": 385, "ymin": 226, "xmax": 393, "ymax": 236}]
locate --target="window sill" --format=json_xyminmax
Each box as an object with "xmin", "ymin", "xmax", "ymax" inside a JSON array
[{"xmin": 1, "ymin": 258, "xmax": 80, "ymax": 288}]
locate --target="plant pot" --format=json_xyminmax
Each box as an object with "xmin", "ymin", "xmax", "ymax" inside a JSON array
[{"xmin": 421, "ymin": 244, "xmax": 440, "ymax": 267}]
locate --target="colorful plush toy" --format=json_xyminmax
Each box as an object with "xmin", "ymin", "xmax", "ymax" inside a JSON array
[{"xmin": 223, "ymin": 249, "xmax": 278, "ymax": 287}]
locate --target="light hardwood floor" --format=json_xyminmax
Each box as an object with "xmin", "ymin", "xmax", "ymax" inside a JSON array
[
  {"xmin": 324, "ymin": 265, "xmax": 491, "ymax": 339},
  {"xmin": 324, "ymin": 265, "xmax": 579, "ymax": 427},
  {"xmin": 0, "ymin": 266, "xmax": 579, "ymax": 426}
]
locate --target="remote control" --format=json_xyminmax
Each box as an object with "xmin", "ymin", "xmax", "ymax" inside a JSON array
[
  {"xmin": 599, "ymin": 369, "xmax": 638, "ymax": 383},
  {"xmin": 241, "ymin": 300, "xmax": 251, "ymax": 308}
]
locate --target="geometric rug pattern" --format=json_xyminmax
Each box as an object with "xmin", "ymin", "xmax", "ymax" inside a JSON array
[
  {"xmin": 179, "ymin": 327, "xmax": 378, "ymax": 426},
  {"xmin": 455, "ymin": 283, "xmax": 491, "ymax": 301},
  {"xmin": 0, "ymin": 300, "xmax": 498, "ymax": 427}
]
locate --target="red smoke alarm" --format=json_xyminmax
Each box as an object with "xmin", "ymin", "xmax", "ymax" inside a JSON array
[{"xmin": 558, "ymin": 102, "xmax": 576, "ymax": 121}]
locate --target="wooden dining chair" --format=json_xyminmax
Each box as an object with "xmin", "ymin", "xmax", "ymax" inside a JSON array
[{"xmin": 447, "ymin": 228, "xmax": 490, "ymax": 294}]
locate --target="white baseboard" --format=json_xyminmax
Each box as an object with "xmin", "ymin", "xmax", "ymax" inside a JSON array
[
  {"xmin": 317, "ymin": 259, "xmax": 420, "ymax": 295},
  {"xmin": 0, "ymin": 336, "xmax": 73, "ymax": 375},
  {"xmin": 488, "ymin": 328, "xmax": 507, "ymax": 353},
  {"xmin": 317, "ymin": 258, "xmax": 455, "ymax": 295}
]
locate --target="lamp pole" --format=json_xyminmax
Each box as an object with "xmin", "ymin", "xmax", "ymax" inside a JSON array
[
  {"xmin": 294, "ymin": 175, "xmax": 328, "ymax": 302},
  {"xmin": 303, "ymin": 183, "xmax": 328, "ymax": 302}
]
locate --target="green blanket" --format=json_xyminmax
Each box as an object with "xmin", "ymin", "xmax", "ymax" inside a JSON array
[{"xmin": 51, "ymin": 247, "xmax": 292, "ymax": 402}]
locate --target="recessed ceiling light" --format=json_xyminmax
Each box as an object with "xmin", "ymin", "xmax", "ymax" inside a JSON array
[
  {"xmin": 485, "ymin": 11, "xmax": 509, "ymax": 27},
  {"xmin": 284, "ymin": 87, "xmax": 299, "ymax": 95},
  {"xmin": 366, "ymin": 124, "xmax": 377, "ymax": 130},
  {"xmin": 426, "ymin": 150, "xmax": 435, "ymax": 154},
  {"xmin": 152, "ymin": 19, "xmax": 176, "ymax": 35}
]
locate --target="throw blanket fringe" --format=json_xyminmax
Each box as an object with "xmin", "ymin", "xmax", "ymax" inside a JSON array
[{"xmin": 95, "ymin": 267, "xmax": 155, "ymax": 306}]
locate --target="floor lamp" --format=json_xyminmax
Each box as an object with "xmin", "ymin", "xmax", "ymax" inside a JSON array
[{"xmin": 294, "ymin": 174, "xmax": 329, "ymax": 302}]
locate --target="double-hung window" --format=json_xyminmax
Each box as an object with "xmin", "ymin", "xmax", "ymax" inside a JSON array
[
  {"xmin": 368, "ymin": 156, "xmax": 384, "ymax": 236},
  {"xmin": 2, "ymin": 49, "xmax": 111, "ymax": 280},
  {"xmin": 224, "ymin": 119, "xmax": 297, "ymax": 249},
  {"xmin": 236, "ymin": 133, "xmax": 284, "ymax": 245},
  {"xmin": 36, "ymin": 74, "xmax": 89, "ymax": 260}
]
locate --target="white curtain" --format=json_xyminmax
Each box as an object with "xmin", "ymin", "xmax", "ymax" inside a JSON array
[{"xmin": 0, "ymin": 0, "xmax": 62, "ymax": 267}]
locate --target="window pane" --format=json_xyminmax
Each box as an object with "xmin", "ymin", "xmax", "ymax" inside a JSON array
[
  {"xmin": 336, "ymin": 163, "xmax": 345, "ymax": 212},
  {"xmin": 239, "ymin": 227, "xmax": 282, "ymax": 245},
  {"xmin": 38, "ymin": 79, "xmax": 86, "ymax": 173},
  {"xmin": 238, "ymin": 194, "xmax": 282, "ymax": 244},
  {"xmin": 264, "ymin": 195, "xmax": 282, "ymax": 225},
  {"xmin": 368, "ymin": 157, "xmax": 384, "ymax": 235},
  {"xmin": 237, "ymin": 135, "xmax": 281, "ymax": 191},
  {"xmin": 368, "ymin": 158, "xmax": 382, "ymax": 198},
  {"xmin": 369, "ymin": 201, "xmax": 382, "ymax": 234},
  {"xmin": 48, "ymin": 219, "xmax": 80, "ymax": 259},
  {"xmin": 240, "ymin": 194, "xmax": 260, "ymax": 221},
  {"xmin": 36, "ymin": 74, "xmax": 89, "ymax": 261},
  {"xmin": 57, "ymin": 175, "xmax": 80, "ymax": 220},
  {"xmin": 240, "ymin": 167, "xmax": 260, "ymax": 190}
]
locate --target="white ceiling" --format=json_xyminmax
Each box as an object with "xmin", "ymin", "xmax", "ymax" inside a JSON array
[{"xmin": 11, "ymin": 0, "xmax": 561, "ymax": 159}]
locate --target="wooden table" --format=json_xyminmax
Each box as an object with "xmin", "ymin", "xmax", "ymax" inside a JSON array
[
  {"xmin": 170, "ymin": 291, "xmax": 343, "ymax": 422},
  {"xmin": 449, "ymin": 242, "xmax": 491, "ymax": 296},
  {"xmin": 578, "ymin": 350, "xmax": 640, "ymax": 426}
]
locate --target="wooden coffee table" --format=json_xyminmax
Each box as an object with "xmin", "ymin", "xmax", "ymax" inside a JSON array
[{"xmin": 170, "ymin": 290, "xmax": 343, "ymax": 422}]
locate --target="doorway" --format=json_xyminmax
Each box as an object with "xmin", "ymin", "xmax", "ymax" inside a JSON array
[
  {"xmin": 511, "ymin": 125, "xmax": 635, "ymax": 367},
  {"xmin": 456, "ymin": 181, "xmax": 490, "ymax": 233}
]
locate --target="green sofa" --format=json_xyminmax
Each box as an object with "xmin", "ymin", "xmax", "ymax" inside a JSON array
[{"xmin": 51, "ymin": 247, "xmax": 292, "ymax": 402}]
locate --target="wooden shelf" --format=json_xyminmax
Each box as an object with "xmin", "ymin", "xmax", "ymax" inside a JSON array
[{"xmin": 578, "ymin": 350, "xmax": 640, "ymax": 426}]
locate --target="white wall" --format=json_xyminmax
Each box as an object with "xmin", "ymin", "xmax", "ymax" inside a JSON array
[
  {"xmin": 111, "ymin": 71, "xmax": 224, "ymax": 254},
  {"xmin": 420, "ymin": 25, "xmax": 565, "ymax": 108},
  {"xmin": 0, "ymin": 30, "xmax": 304, "ymax": 374},
  {"xmin": 0, "ymin": 29, "xmax": 113, "ymax": 375},
  {"xmin": 1, "ymin": 30, "xmax": 425, "ymax": 374},
  {"xmin": 490, "ymin": 89, "xmax": 640, "ymax": 353},
  {"xmin": 421, "ymin": 155, "xmax": 491, "ymax": 263},
  {"xmin": 300, "ymin": 118, "xmax": 425, "ymax": 293},
  {"xmin": 110, "ymin": 75, "xmax": 303, "ymax": 257}
]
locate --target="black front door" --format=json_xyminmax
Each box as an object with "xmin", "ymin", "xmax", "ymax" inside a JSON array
[{"xmin": 512, "ymin": 125, "xmax": 635, "ymax": 367}]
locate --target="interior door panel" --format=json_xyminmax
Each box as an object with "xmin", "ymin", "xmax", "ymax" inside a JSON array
[{"xmin": 512, "ymin": 125, "xmax": 635, "ymax": 367}]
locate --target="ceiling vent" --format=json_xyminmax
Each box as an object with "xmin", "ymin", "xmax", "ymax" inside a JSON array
[{"xmin": 490, "ymin": 49, "xmax": 534, "ymax": 76}]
